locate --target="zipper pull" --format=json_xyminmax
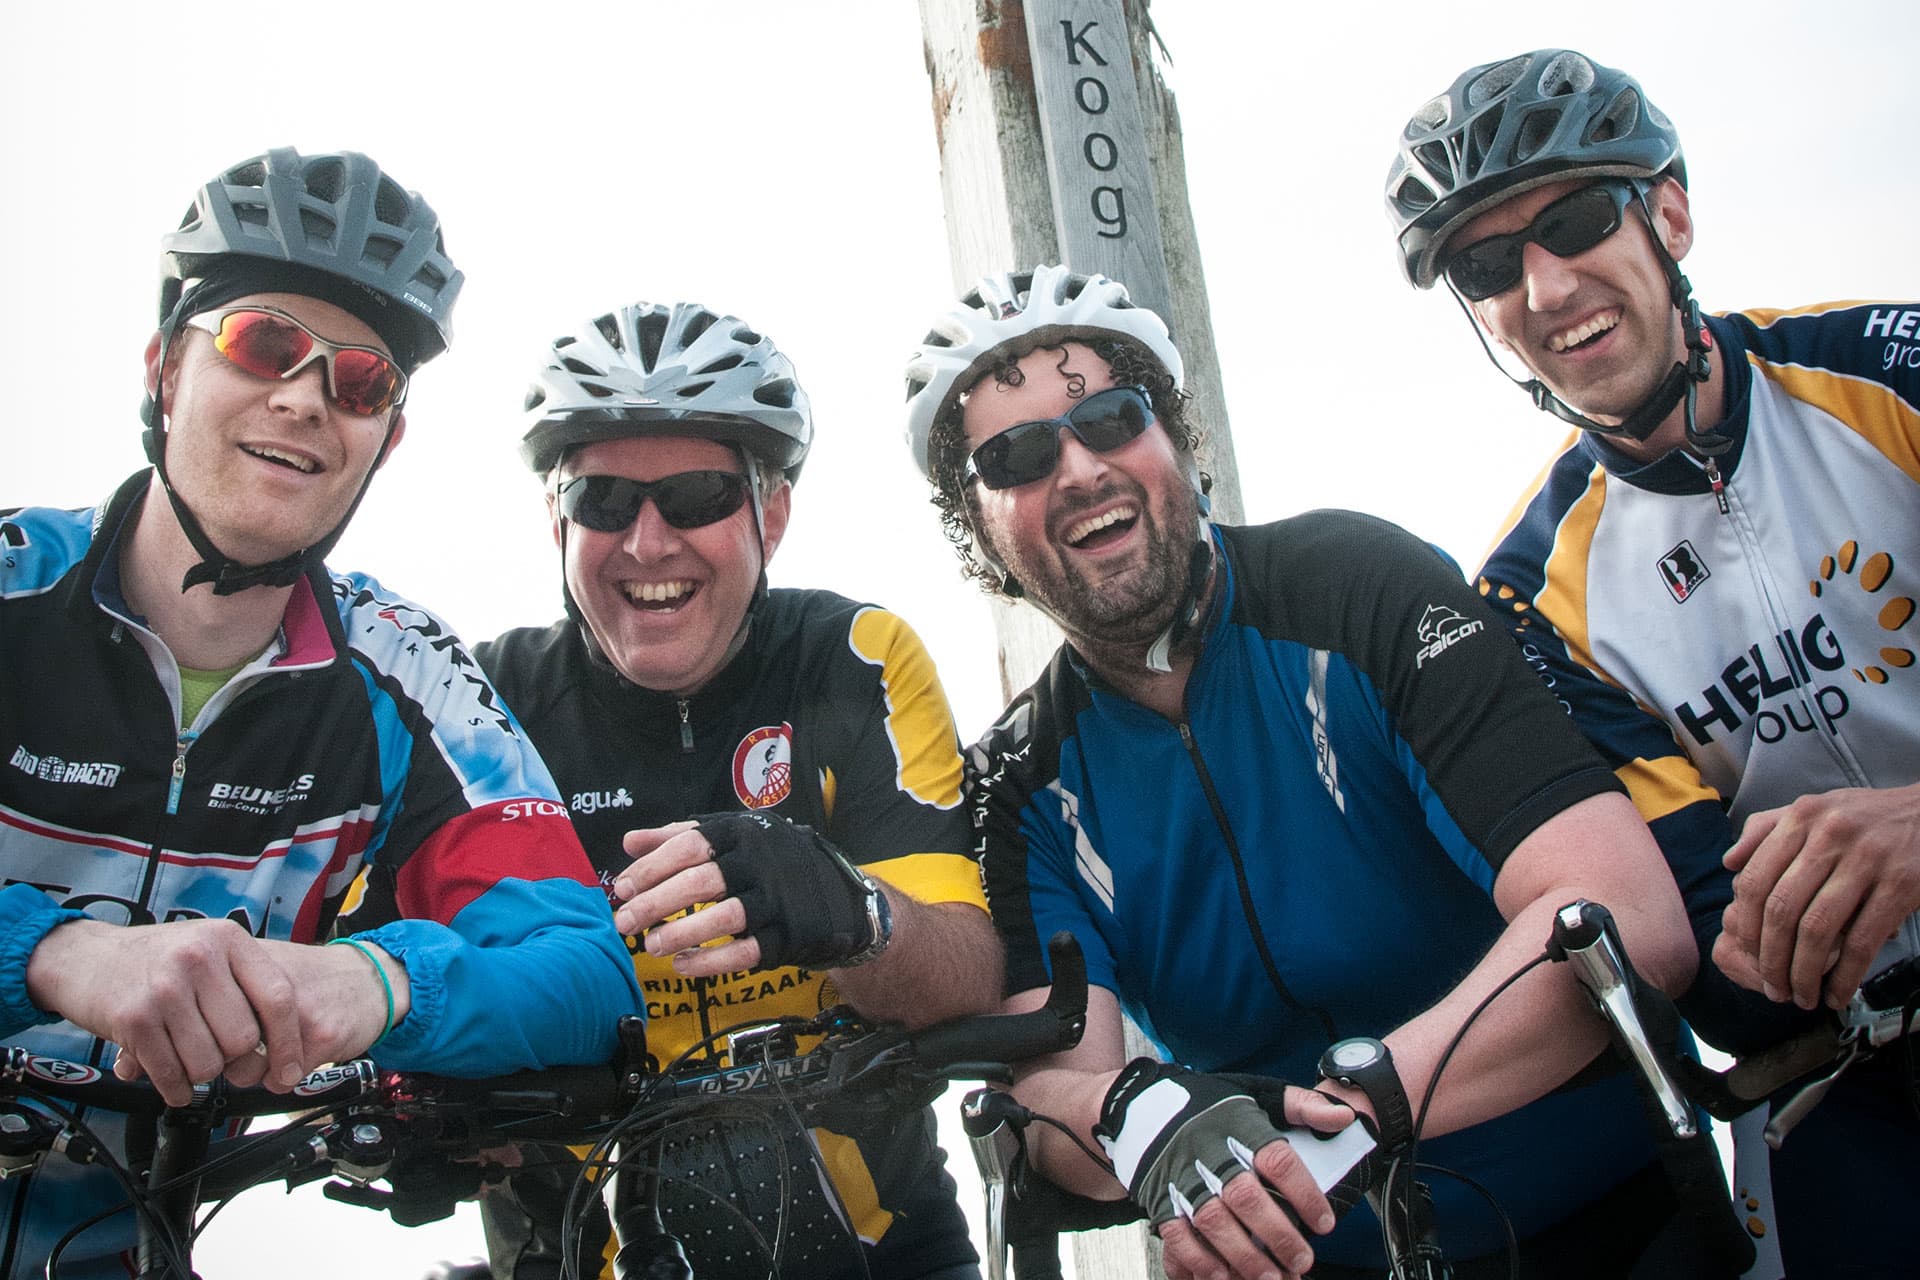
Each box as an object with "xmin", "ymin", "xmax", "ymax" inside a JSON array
[
  {"xmin": 1704, "ymin": 455, "xmax": 1730, "ymax": 515},
  {"xmin": 678, "ymin": 699, "xmax": 694, "ymax": 754},
  {"xmin": 166, "ymin": 731, "xmax": 198, "ymax": 815}
]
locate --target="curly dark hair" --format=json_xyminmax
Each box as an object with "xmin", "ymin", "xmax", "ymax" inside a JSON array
[{"xmin": 924, "ymin": 336, "xmax": 1201, "ymax": 595}]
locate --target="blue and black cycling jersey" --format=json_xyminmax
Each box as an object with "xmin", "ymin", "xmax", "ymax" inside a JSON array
[{"xmin": 971, "ymin": 512, "xmax": 1659, "ymax": 1268}]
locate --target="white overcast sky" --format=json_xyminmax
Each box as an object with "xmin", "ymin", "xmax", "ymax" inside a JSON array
[{"xmin": 5, "ymin": 2, "xmax": 1918, "ymax": 1275}]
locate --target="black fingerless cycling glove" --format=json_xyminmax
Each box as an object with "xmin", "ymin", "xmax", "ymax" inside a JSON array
[
  {"xmin": 694, "ymin": 812, "xmax": 889, "ymax": 971},
  {"xmin": 1093, "ymin": 1058, "xmax": 1291, "ymax": 1226}
]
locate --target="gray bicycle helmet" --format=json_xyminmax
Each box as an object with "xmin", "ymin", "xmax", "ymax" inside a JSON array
[
  {"xmin": 1387, "ymin": 50, "xmax": 1684, "ymax": 290},
  {"xmin": 520, "ymin": 302, "xmax": 812, "ymax": 480},
  {"xmin": 903, "ymin": 264, "xmax": 1183, "ymax": 480},
  {"xmin": 160, "ymin": 147, "xmax": 462, "ymax": 368}
]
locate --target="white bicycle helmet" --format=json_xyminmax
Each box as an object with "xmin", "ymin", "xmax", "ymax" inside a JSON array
[
  {"xmin": 903, "ymin": 264, "xmax": 1183, "ymax": 479},
  {"xmin": 520, "ymin": 302, "xmax": 812, "ymax": 479},
  {"xmin": 1386, "ymin": 49, "xmax": 1684, "ymax": 290}
]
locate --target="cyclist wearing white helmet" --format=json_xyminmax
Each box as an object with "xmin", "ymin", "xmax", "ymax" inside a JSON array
[
  {"xmin": 1392, "ymin": 50, "xmax": 1920, "ymax": 1278},
  {"xmin": 904, "ymin": 265, "xmax": 1708, "ymax": 1278},
  {"xmin": 476, "ymin": 301, "xmax": 1000, "ymax": 1280},
  {"xmin": 0, "ymin": 149, "xmax": 641, "ymax": 1280}
]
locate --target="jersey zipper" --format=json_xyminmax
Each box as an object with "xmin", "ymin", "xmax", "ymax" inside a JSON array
[
  {"xmin": 677, "ymin": 699, "xmax": 694, "ymax": 753},
  {"xmin": 1175, "ymin": 720, "xmax": 1337, "ymax": 1041},
  {"xmin": 165, "ymin": 730, "xmax": 199, "ymax": 815}
]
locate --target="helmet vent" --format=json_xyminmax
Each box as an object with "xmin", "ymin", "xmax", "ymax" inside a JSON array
[
  {"xmin": 594, "ymin": 314, "xmax": 622, "ymax": 351},
  {"xmin": 1409, "ymin": 97, "xmax": 1450, "ymax": 133},
  {"xmin": 681, "ymin": 310, "xmax": 718, "ymax": 346},
  {"xmin": 755, "ymin": 378, "xmax": 796, "ymax": 409},
  {"xmin": 1468, "ymin": 55, "xmax": 1529, "ymax": 107},
  {"xmin": 734, "ymin": 325, "xmax": 763, "ymax": 345},
  {"xmin": 696, "ymin": 354, "xmax": 744, "ymax": 375},
  {"xmin": 364, "ymin": 233, "xmax": 403, "ymax": 269},
  {"xmin": 1391, "ymin": 175, "xmax": 1436, "ymax": 214},
  {"xmin": 373, "ymin": 178, "xmax": 410, "ymax": 227},
  {"xmin": 1512, "ymin": 106, "xmax": 1561, "ymax": 163},
  {"xmin": 304, "ymin": 158, "xmax": 346, "ymax": 203},
  {"xmin": 226, "ymin": 160, "xmax": 268, "ymax": 188},
  {"xmin": 560, "ymin": 356, "xmax": 600, "ymax": 376},
  {"xmin": 676, "ymin": 380, "xmax": 714, "ymax": 399},
  {"xmin": 1466, "ymin": 103, "xmax": 1505, "ymax": 173},
  {"xmin": 1414, "ymin": 140, "xmax": 1453, "ymax": 185},
  {"xmin": 298, "ymin": 210, "xmax": 338, "ymax": 250},
  {"xmin": 1535, "ymin": 51, "xmax": 1595, "ymax": 99},
  {"xmin": 1588, "ymin": 88, "xmax": 1641, "ymax": 144},
  {"xmin": 636, "ymin": 311, "xmax": 668, "ymax": 370},
  {"xmin": 234, "ymin": 200, "xmax": 271, "ymax": 230}
]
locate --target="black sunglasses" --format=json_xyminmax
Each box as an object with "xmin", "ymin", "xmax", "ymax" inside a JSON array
[
  {"xmin": 556, "ymin": 471, "xmax": 752, "ymax": 532},
  {"xmin": 1444, "ymin": 181, "xmax": 1640, "ymax": 301},
  {"xmin": 965, "ymin": 385, "xmax": 1157, "ymax": 490}
]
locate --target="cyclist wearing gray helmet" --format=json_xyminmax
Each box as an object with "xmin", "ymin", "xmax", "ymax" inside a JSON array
[
  {"xmin": 905, "ymin": 265, "xmax": 1703, "ymax": 1279},
  {"xmin": 1392, "ymin": 50, "xmax": 1920, "ymax": 1279},
  {"xmin": 0, "ymin": 149, "xmax": 640, "ymax": 1280},
  {"xmin": 476, "ymin": 301, "xmax": 1001, "ymax": 1280}
]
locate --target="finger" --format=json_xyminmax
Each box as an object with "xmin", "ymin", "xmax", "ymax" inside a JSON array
[
  {"xmin": 225, "ymin": 938, "xmax": 305, "ymax": 1089},
  {"xmin": 666, "ymin": 935, "xmax": 762, "ymax": 978},
  {"xmin": 1785, "ymin": 870, "xmax": 1870, "ymax": 1009},
  {"xmin": 1750, "ymin": 828, "xmax": 1833, "ymax": 999},
  {"xmin": 1823, "ymin": 885, "xmax": 1907, "ymax": 1008},
  {"xmin": 617, "ymin": 863, "xmax": 730, "ymax": 935},
  {"xmin": 620, "ymin": 820, "xmax": 700, "ymax": 861},
  {"xmin": 1156, "ymin": 1216, "xmax": 1229, "ymax": 1280},
  {"xmin": 1253, "ymin": 1135, "xmax": 1336, "ymax": 1238},
  {"xmin": 1285, "ymin": 1085, "xmax": 1357, "ymax": 1133},
  {"xmin": 640, "ymin": 894, "xmax": 749, "ymax": 956},
  {"xmin": 613, "ymin": 829, "xmax": 716, "ymax": 902},
  {"xmin": 1188, "ymin": 1172, "xmax": 1312, "ymax": 1279},
  {"xmin": 1723, "ymin": 807, "xmax": 1784, "ymax": 873}
]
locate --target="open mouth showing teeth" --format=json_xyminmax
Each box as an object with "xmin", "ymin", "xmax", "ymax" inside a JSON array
[
  {"xmin": 1548, "ymin": 312, "xmax": 1620, "ymax": 354},
  {"xmin": 621, "ymin": 581, "xmax": 697, "ymax": 611},
  {"xmin": 244, "ymin": 445, "xmax": 318, "ymax": 474},
  {"xmin": 1065, "ymin": 506, "xmax": 1138, "ymax": 548}
]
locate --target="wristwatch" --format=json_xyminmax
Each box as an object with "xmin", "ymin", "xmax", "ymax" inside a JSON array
[
  {"xmin": 842, "ymin": 874, "xmax": 894, "ymax": 968},
  {"xmin": 1318, "ymin": 1036, "xmax": 1414, "ymax": 1159}
]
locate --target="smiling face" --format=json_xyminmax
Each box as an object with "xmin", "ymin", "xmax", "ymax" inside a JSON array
[
  {"xmin": 149, "ymin": 291, "xmax": 405, "ymax": 565},
  {"xmin": 554, "ymin": 434, "xmax": 788, "ymax": 696},
  {"xmin": 1456, "ymin": 176, "xmax": 1693, "ymax": 430},
  {"xmin": 960, "ymin": 341, "xmax": 1198, "ymax": 648}
]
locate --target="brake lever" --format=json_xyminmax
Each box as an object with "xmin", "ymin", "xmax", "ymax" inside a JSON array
[{"xmin": 1763, "ymin": 1036, "xmax": 1860, "ymax": 1149}]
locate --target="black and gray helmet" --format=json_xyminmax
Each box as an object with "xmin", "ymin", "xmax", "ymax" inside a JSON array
[
  {"xmin": 1386, "ymin": 50, "xmax": 1684, "ymax": 289},
  {"xmin": 159, "ymin": 147, "xmax": 462, "ymax": 366},
  {"xmin": 519, "ymin": 302, "xmax": 812, "ymax": 480}
]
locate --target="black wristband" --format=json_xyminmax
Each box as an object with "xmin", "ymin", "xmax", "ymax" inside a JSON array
[{"xmin": 1318, "ymin": 1037, "xmax": 1413, "ymax": 1159}]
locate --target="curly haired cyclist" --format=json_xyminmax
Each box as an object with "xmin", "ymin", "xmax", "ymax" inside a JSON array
[
  {"xmin": 0, "ymin": 148, "xmax": 640, "ymax": 1280},
  {"xmin": 1389, "ymin": 49, "xmax": 1920, "ymax": 1278},
  {"xmin": 902, "ymin": 264, "xmax": 1702, "ymax": 1279},
  {"xmin": 474, "ymin": 301, "xmax": 1001, "ymax": 1279}
]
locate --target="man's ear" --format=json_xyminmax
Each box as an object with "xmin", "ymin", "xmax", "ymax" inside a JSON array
[
  {"xmin": 143, "ymin": 331, "xmax": 169, "ymax": 397},
  {"xmin": 373, "ymin": 413, "xmax": 407, "ymax": 469},
  {"xmin": 1650, "ymin": 178, "xmax": 1694, "ymax": 262},
  {"xmin": 759, "ymin": 479, "xmax": 792, "ymax": 564}
]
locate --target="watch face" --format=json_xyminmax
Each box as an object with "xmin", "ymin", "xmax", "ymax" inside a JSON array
[{"xmin": 1329, "ymin": 1039, "xmax": 1384, "ymax": 1072}]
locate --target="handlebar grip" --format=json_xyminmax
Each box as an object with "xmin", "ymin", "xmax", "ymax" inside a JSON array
[
  {"xmin": 909, "ymin": 932, "xmax": 1089, "ymax": 1073},
  {"xmin": 1550, "ymin": 901, "xmax": 1697, "ymax": 1139}
]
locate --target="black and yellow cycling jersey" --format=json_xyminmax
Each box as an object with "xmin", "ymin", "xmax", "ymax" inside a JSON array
[{"xmin": 477, "ymin": 589, "xmax": 987, "ymax": 1280}]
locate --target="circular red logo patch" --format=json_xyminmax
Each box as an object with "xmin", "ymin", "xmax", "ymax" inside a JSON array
[{"xmin": 732, "ymin": 723, "xmax": 795, "ymax": 809}]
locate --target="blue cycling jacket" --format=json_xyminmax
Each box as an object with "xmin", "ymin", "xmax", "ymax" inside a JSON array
[{"xmin": 0, "ymin": 471, "xmax": 642, "ymax": 1280}]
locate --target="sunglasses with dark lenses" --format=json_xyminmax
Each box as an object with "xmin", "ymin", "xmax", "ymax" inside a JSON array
[
  {"xmin": 1444, "ymin": 181, "xmax": 1639, "ymax": 301},
  {"xmin": 556, "ymin": 471, "xmax": 753, "ymax": 532},
  {"xmin": 965, "ymin": 384, "xmax": 1157, "ymax": 490},
  {"xmin": 183, "ymin": 306, "xmax": 408, "ymax": 417}
]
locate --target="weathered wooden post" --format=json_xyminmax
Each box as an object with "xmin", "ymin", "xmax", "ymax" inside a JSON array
[{"xmin": 919, "ymin": 3, "xmax": 1238, "ymax": 1275}]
